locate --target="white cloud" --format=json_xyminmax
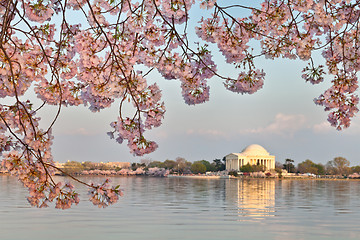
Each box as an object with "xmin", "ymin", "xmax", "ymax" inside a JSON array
[
  {"xmin": 313, "ymin": 121, "xmax": 333, "ymax": 133},
  {"xmin": 241, "ymin": 113, "xmax": 307, "ymax": 137},
  {"xmin": 186, "ymin": 128, "xmax": 227, "ymax": 138},
  {"xmin": 313, "ymin": 117, "xmax": 360, "ymax": 135}
]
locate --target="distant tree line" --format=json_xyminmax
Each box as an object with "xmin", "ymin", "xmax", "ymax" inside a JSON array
[
  {"xmin": 275, "ymin": 157, "xmax": 359, "ymax": 176},
  {"xmin": 61, "ymin": 156, "xmax": 358, "ymax": 176}
]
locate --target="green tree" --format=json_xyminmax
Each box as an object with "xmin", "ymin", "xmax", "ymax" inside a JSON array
[
  {"xmin": 212, "ymin": 159, "xmax": 225, "ymax": 171},
  {"xmin": 326, "ymin": 157, "xmax": 351, "ymax": 175},
  {"xmin": 199, "ymin": 160, "xmax": 215, "ymax": 172},
  {"xmin": 240, "ymin": 163, "xmax": 253, "ymax": 173},
  {"xmin": 313, "ymin": 163, "xmax": 325, "ymax": 175},
  {"xmin": 190, "ymin": 162, "xmax": 206, "ymax": 174},
  {"xmin": 240, "ymin": 163, "xmax": 265, "ymax": 173},
  {"xmin": 351, "ymin": 165, "xmax": 360, "ymax": 173},
  {"xmin": 252, "ymin": 164, "xmax": 265, "ymax": 172},
  {"xmin": 275, "ymin": 161, "xmax": 283, "ymax": 173},
  {"xmin": 148, "ymin": 161, "xmax": 165, "ymax": 168},
  {"xmin": 175, "ymin": 157, "xmax": 192, "ymax": 174},
  {"xmin": 284, "ymin": 159, "xmax": 296, "ymax": 173},
  {"xmin": 325, "ymin": 162, "xmax": 336, "ymax": 175},
  {"xmin": 131, "ymin": 163, "xmax": 146, "ymax": 171},
  {"xmin": 297, "ymin": 160, "xmax": 325, "ymax": 175},
  {"xmin": 163, "ymin": 160, "xmax": 177, "ymax": 169},
  {"xmin": 297, "ymin": 159, "xmax": 319, "ymax": 174}
]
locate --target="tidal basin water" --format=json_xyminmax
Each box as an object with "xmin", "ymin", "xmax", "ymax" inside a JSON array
[{"xmin": 1, "ymin": 176, "xmax": 360, "ymax": 240}]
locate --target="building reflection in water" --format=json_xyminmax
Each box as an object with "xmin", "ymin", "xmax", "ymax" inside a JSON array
[{"xmin": 225, "ymin": 179, "xmax": 275, "ymax": 220}]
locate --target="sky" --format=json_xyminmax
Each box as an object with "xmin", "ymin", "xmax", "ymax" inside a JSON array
[{"xmin": 11, "ymin": 1, "xmax": 360, "ymax": 166}]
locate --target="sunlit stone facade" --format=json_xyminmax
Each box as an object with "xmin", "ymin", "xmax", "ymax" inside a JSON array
[{"xmin": 225, "ymin": 144, "xmax": 275, "ymax": 171}]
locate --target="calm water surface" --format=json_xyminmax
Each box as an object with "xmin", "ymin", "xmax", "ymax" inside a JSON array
[{"xmin": 1, "ymin": 175, "xmax": 360, "ymax": 240}]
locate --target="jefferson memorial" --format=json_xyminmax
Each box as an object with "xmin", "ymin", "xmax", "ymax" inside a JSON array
[{"xmin": 225, "ymin": 144, "xmax": 275, "ymax": 171}]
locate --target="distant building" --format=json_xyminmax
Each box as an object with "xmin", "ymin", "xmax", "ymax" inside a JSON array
[
  {"xmin": 225, "ymin": 144, "xmax": 275, "ymax": 171},
  {"xmin": 105, "ymin": 162, "xmax": 131, "ymax": 169},
  {"xmin": 54, "ymin": 162, "xmax": 65, "ymax": 168}
]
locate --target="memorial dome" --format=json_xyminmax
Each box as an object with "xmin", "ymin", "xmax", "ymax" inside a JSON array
[{"xmin": 241, "ymin": 144, "xmax": 270, "ymax": 156}]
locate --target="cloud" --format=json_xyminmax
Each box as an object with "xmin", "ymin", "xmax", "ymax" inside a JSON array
[
  {"xmin": 186, "ymin": 129, "xmax": 227, "ymax": 138},
  {"xmin": 313, "ymin": 117, "xmax": 360, "ymax": 135},
  {"xmin": 313, "ymin": 121, "xmax": 333, "ymax": 133},
  {"xmin": 241, "ymin": 113, "xmax": 307, "ymax": 137}
]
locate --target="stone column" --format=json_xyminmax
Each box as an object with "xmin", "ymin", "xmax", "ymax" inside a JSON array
[{"xmin": 265, "ymin": 159, "xmax": 268, "ymax": 170}]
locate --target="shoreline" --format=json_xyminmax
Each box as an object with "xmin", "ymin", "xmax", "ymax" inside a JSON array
[
  {"xmin": 2, "ymin": 172, "xmax": 360, "ymax": 181},
  {"xmin": 167, "ymin": 174, "xmax": 233, "ymax": 179}
]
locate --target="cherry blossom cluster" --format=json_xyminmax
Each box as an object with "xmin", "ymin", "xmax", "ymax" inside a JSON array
[
  {"xmin": 81, "ymin": 167, "xmax": 169, "ymax": 176},
  {"xmin": 146, "ymin": 167, "xmax": 170, "ymax": 177},
  {"xmin": 314, "ymin": 71, "xmax": 359, "ymax": 129},
  {"xmin": 82, "ymin": 168, "xmax": 145, "ymax": 175},
  {"xmin": 1, "ymin": 0, "xmax": 360, "ymax": 208},
  {"xmin": 301, "ymin": 62, "xmax": 325, "ymax": 85},
  {"xmin": 88, "ymin": 179, "xmax": 123, "ymax": 208},
  {"xmin": 196, "ymin": 0, "xmax": 360, "ymax": 130},
  {"xmin": 1, "ymin": 150, "xmax": 80, "ymax": 209},
  {"xmin": 224, "ymin": 69, "xmax": 265, "ymax": 94}
]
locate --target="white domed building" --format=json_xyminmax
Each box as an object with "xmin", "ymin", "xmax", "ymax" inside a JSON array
[{"xmin": 225, "ymin": 144, "xmax": 275, "ymax": 171}]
